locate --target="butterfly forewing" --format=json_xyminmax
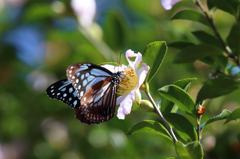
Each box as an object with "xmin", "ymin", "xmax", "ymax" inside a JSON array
[
  {"xmin": 76, "ymin": 77, "xmax": 116, "ymax": 123},
  {"xmin": 46, "ymin": 79, "xmax": 81, "ymax": 108},
  {"xmin": 66, "ymin": 63, "xmax": 113, "ymax": 101}
]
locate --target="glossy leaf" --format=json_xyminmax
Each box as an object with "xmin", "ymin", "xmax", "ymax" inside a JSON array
[
  {"xmin": 192, "ymin": 31, "xmax": 224, "ymax": 50},
  {"xmin": 142, "ymin": 41, "xmax": 167, "ymax": 83},
  {"xmin": 171, "ymin": 10, "xmax": 210, "ymax": 27},
  {"xmin": 174, "ymin": 44, "xmax": 225, "ymax": 63},
  {"xmin": 196, "ymin": 77, "xmax": 240, "ymax": 104},
  {"xmin": 207, "ymin": 0, "xmax": 238, "ymax": 18},
  {"xmin": 168, "ymin": 42, "xmax": 195, "ymax": 50},
  {"xmin": 200, "ymin": 55, "xmax": 228, "ymax": 69},
  {"xmin": 165, "ymin": 113, "xmax": 198, "ymax": 142},
  {"xmin": 175, "ymin": 141, "xmax": 203, "ymax": 159},
  {"xmin": 126, "ymin": 120, "xmax": 172, "ymax": 141},
  {"xmin": 227, "ymin": 23, "xmax": 240, "ymax": 56},
  {"xmin": 158, "ymin": 85, "xmax": 197, "ymax": 118},
  {"xmin": 200, "ymin": 109, "xmax": 231, "ymax": 131},
  {"xmin": 225, "ymin": 108, "xmax": 240, "ymax": 124},
  {"xmin": 161, "ymin": 78, "xmax": 197, "ymax": 115}
]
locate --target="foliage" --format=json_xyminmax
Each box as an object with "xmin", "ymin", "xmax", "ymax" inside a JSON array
[{"xmin": 1, "ymin": 0, "xmax": 240, "ymax": 159}]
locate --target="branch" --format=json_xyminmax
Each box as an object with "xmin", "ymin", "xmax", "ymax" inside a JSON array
[
  {"xmin": 145, "ymin": 91, "xmax": 178, "ymax": 143},
  {"xmin": 195, "ymin": 0, "xmax": 239, "ymax": 66}
]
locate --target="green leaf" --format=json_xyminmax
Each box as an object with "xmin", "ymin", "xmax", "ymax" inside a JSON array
[
  {"xmin": 196, "ymin": 77, "xmax": 240, "ymax": 104},
  {"xmin": 168, "ymin": 42, "xmax": 195, "ymax": 50},
  {"xmin": 103, "ymin": 11, "xmax": 125, "ymax": 50},
  {"xmin": 158, "ymin": 85, "xmax": 197, "ymax": 118},
  {"xmin": 199, "ymin": 109, "xmax": 231, "ymax": 131},
  {"xmin": 174, "ymin": 44, "xmax": 225, "ymax": 63},
  {"xmin": 227, "ymin": 23, "xmax": 240, "ymax": 56},
  {"xmin": 165, "ymin": 113, "xmax": 198, "ymax": 142},
  {"xmin": 171, "ymin": 10, "xmax": 210, "ymax": 28},
  {"xmin": 200, "ymin": 55, "xmax": 228, "ymax": 69},
  {"xmin": 207, "ymin": 0, "xmax": 238, "ymax": 18},
  {"xmin": 192, "ymin": 31, "xmax": 224, "ymax": 50},
  {"xmin": 126, "ymin": 120, "xmax": 172, "ymax": 141},
  {"xmin": 175, "ymin": 141, "xmax": 203, "ymax": 159},
  {"xmin": 225, "ymin": 108, "xmax": 240, "ymax": 124},
  {"xmin": 142, "ymin": 41, "xmax": 167, "ymax": 83},
  {"xmin": 166, "ymin": 158, "xmax": 176, "ymax": 159},
  {"xmin": 161, "ymin": 78, "xmax": 197, "ymax": 115}
]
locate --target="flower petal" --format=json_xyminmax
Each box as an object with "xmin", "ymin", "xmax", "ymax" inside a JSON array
[
  {"xmin": 116, "ymin": 90, "xmax": 135, "ymax": 119},
  {"xmin": 136, "ymin": 62, "xmax": 150, "ymax": 86},
  {"xmin": 161, "ymin": 0, "xmax": 181, "ymax": 10}
]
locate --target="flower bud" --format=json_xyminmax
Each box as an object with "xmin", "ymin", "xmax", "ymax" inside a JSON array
[
  {"xmin": 140, "ymin": 100, "xmax": 155, "ymax": 112},
  {"xmin": 134, "ymin": 88, "xmax": 141, "ymax": 105}
]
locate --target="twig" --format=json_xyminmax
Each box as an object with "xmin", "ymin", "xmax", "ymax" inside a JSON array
[
  {"xmin": 195, "ymin": 0, "xmax": 239, "ymax": 66},
  {"xmin": 197, "ymin": 115, "xmax": 201, "ymax": 142},
  {"xmin": 145, "ymin": 91, "xmax": 178, "ymax": 143}
]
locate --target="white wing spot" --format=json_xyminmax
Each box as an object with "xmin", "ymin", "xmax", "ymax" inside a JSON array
[
  {"xmin": 76, "ymin": 79, "xmax": 79, "ymax": 83},
  {"xmin": 83, "ymin": 80, "xmax": 87, "ymax": 86},
  {"xmin": 52, "ymin": 93, "xmax": 55, "ymax": 95},
  {"xmin": 73, "ymin": 100, "xmax": 77, "ymax": 106},
  {"xmin": 51, "ymin": 86, "xmax": 54, "ymax": 89},
  {"xmin": 76, "ymin": 73, "xmax": 80, "ymax": 76},
  {"xmin": 69, "ymin": 70, "xmax": 72, "ymax": 73},
  {"xmin": 69, "ymin": 97, "xmax": 72, "ymax": 101},
  {"xmin": 83, "ymin": 97, "xmax": 86, "ymax": 101},
  {"xmin": 51, "ymin": 89, "xmax": 54, "ymax": 92},
  {"xmin": 69, "ymin": 87, "xmax": 73, "ymax": 93},
  {"xmin": 63, "ymin": 93, "xmax": 67, "ymax": 97},
  {"xmin": 57, "ymin": 93, "xmax": 60, "ymax": 96},
  {"xmin": 78, "ymin": 85, "xmax": 81, "ymax": 90},
  {"xmin": 70, "ymin": 66, "xmax": 73, "ymax": 69},
  {"xmin": 81, "ymin": 74, "xmax": 84, "ymax": 80},
  {"xmin": 80, "ymin": 91, "xmax": 84, "ymax": 97},
  {"xmin": 72, "ymin": 76, "xmax": 75, "ymax": 79}
]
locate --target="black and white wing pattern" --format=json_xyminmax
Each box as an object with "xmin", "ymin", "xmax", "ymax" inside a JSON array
[
  {"xmin": 66, "ymin": 62, "xmax": 121, "ymax": 124},
  {"xmin": 46, "ymin": 62, "xmax": 122, "ymax": 125},
  {"xmin": 46, "ymin": 79, "xmax": 80, "ymax": 108}
]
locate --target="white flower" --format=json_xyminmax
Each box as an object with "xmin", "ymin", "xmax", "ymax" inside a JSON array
[
  {"xmin": 71, "ymin": 0, "xmax": 96, "ymax": 28},
  {"xmin": 161, "ymin": 0, "xmax": 181, "ymax": 10},
  {"xmin": 103, "ymin": 49, "xmax": 150, "ymax": 119}
]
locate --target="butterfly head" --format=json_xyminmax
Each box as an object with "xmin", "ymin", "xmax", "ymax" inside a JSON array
[{"xmin": 116, "ymin": 68, "xmax": 138, "ymax": 96}]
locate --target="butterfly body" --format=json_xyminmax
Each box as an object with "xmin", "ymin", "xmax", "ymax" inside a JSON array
[{"xmin": 46, "ymin": 62, "xmax": 122, "ymax": 124}]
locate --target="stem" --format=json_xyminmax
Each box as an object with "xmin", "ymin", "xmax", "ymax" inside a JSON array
[
  {"xmin": 145, "ymin": 91, "xmax": 178, "ymax": 143},
  {"xmin": 195, "ymin": 0, "xmax": 239, "ymax": 66},
  {"xmin": 197, "ymin": 115, "xmax": 202, "ymax": 142}
]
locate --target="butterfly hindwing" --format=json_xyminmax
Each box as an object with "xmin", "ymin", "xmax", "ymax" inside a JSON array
[
  {"xmin": 46, "ymin": 79, "xmax": 80, "ymax": 108},
  {"xmin": 75, "ymin": 77, "xmax": 117, "ymax": 124}
]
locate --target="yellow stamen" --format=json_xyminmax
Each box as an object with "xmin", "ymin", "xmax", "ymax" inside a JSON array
[{"xmin": 117, "ymin": 68, "xmax": 139, "ymax": 95}]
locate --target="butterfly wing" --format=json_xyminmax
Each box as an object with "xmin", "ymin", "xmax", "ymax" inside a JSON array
[
  {"xmin": 75, "ymin": 77, "xmax": 117, "ymax": 124},
  {"xmin": 66, "ymin": 62, "xmax": 113, "ymax": 100},
  {"xmin": 45, "ymin": 79, "xmax": 81, "ymax": 108}
]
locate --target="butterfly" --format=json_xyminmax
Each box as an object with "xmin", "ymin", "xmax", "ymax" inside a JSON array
[{"xmin": 46, "ymin": 62, "xmax": 122, "ymax": 124}]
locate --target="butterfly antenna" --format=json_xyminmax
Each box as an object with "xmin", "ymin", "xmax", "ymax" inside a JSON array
[{"xmin": 118, "ymin": 52, "xmax": 123, "ymax": 72}]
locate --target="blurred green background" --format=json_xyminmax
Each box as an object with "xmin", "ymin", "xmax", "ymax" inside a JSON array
[{"xmin": 0, "ymin": 0, "xmax": 239, "ymax": 158}]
